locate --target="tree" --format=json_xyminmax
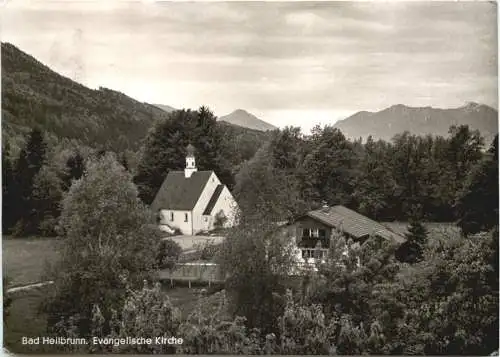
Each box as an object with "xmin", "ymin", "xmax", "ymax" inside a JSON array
[
  {"xmin": 396, "ymin": 217, "xmax": 428, "ymax": 264},
  {"xmin": 218, "ymin": 217, "xmax": 296, "ymax": 334},
  {"xmin": 2, "ymin": 141, "xmax": 16, "ymax": 233},
  {"xmin": 62, "ymin": 150, "xmax": 85, "ymax": 190},
  {"xmin": 233, "ymin": 128, "xmax": 312, "ymax": 222},
  {"xmin": 134, "ymin": 107, "xmax": 234, "ymax": 204},
  {"xmin": 43, "ymin": 153, "xmax": 161, "ymax": 336},
  {"xmin": 156, "ymin": 238, "xmax": 182, "ymax": 271},
  {"xmin": 353, "ymin": 136, "xmax": 398, "ymax": 220},
  {"xmin": 12, "ymin": 128, "xmax": 47, "ymax": 235},
  {"xmin": 32, "ymin": 165, "xmax": 65, "ymax": 236},
  {"xmin": 90, "ymin": 281, "xmax": 181, "ymax": 354},
  {"xmin": 455, "ymin": 134, "xmax": 498, "ymax": 235},
  {"xmin": 302, "ymin": 126, "xmax": 358, "ymax": 208}
]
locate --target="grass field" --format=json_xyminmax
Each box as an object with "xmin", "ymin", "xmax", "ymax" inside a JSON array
[
  {"xmin": 3, "ymin": 288, "xmax": 59, "ymax": 354},
  {"xmin": 2, "ymin": 236, "xmax": 61, "ymax": 287}
]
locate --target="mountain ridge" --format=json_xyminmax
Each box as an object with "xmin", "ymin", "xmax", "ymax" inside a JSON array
[
  {"xmin": 333, "ymin": 103, "xmax": 498, "ymax": 143},
  {"xmin": 1, "ymin": 42, "xmax": 171, "ymax": 152},
  {"xmin": 218, "ymin": 109, "xmax": 277, "ymax": 132}
]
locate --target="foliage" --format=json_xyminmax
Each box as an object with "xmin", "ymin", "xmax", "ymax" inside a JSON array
[
  {"xmin": 218, "ymin": 217, "xmax": 297, "ymax": 334},
  {"xmin": 157, "ymin": 239, "xmax": 182, "ymax": 271},
  {"xmin": 2, "ymin": 141, "xmax": 16, "ymax": 233},
  {"xmin": 32, "ymin": 165, "xmax": 65, "ymax": 236},
  {"xmin": 134, "ymin": 107, "xmax": 235, "ymax": 204},
  {"xmin": 397, "ymin": 217, "xmax": 428, "ymax": 264},
  {"xmin": 302, "ymin": 126, "xmax": 359, "ymax": 208},
  {"xmin": 279, "ymin": 289, "xmax": 337, "ymax": 354},
  {"xmin": 90, "ymin": 281, "xmax": 181, "ymax": 354},
  {"xmin": 43, "ymin": 153, "xmax": 161, "ymax": 336},
  {"xmin": 3, "ymin": 276, "xmax": 13, "ymax": 322},
  {"xmin": 213, "ymin": 210, "xmax": 228, "ymax": 229},
  {"xmin": 455, "ymin": 134, "xmax": 498, "ymax": 235},
  {"xmin": 233, "ymin": 127, "xmax": 313, "ymax": 221},
  {"xmin": 11, "ymin": 128, "xmax": 47, "ymax": 236}
]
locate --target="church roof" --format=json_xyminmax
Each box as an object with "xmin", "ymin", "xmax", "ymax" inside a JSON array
[
  {"xmin": 203, "ymin": 184, "xmax": 224, "ymax": 215},
  {"xmin": 151, "ymin": 170, "xmax": 213, "ymax": 211}
]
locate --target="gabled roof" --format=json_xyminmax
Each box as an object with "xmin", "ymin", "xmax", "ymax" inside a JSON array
[
  {"xmin": 303, "ymin": 205, "xmax": 405, "ymax": 244},
  {"xmin": 203, "ymin": 184, "xmax": 224, "ymax": 215},
  {"xmin": 151, "ymin": 171, "xmax": 213, "ymax": 211}
]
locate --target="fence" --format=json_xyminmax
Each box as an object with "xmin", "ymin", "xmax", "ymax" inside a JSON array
[{"xmin": 158, "ymin": 262, "xmax": 225, "ymax": 287}]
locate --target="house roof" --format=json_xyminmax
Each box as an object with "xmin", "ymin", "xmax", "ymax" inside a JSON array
[
  {"xmin": 151, "ymin": 170, "xmax": 213, "ymax": 211},
  {"xmin": 304, "ymin": 205, "xmax": 405, "ymax": 244},
  {"xmin": 203, "ymin": 184, "xmax": 224, "ymax": 215}
]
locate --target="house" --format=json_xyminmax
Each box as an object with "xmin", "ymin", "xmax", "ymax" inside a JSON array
[
  {"xmin": 283, "ymin": 205, "xmax": 406, "ymax": 265},
  {"xmin": 151, "ymin": 144, "xmax": 239, "ymax": 235}
]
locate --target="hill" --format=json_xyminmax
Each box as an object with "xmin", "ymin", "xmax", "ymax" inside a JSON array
[
  {"xmin": 218, "ymin": 109, "xmax": 277, "ymax": 132},
  {"xmin": 1, "ymin": 42, "xmax": 171, "ymax": 152},
  {"xmin": 153, "ymin": 104, "xmax": 176, "ymax": 113},
  {"xmin": 334, "ymin": 103, "xmax": 498, "ymax": 143}
]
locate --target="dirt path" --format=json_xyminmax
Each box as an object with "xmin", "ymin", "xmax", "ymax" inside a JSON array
[{"xmin": 6, "ymin": 281, "xmax": 54, "ymax": 294}]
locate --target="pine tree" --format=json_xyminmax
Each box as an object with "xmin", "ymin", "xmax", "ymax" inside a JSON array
[
  {"xmin": 63, "ymin": 151, "xmax": 85, "ymax": 190},
  {"xmin": 2, "ymin": 142, "xmax": 16, "ymax": 233},
  {"xmin": 397, "ymin": 217, "xmax": 428, "ymax": 264},
  {"xmin": 12, "ymin": 128, "xmax": 47, "ymax": 236}
]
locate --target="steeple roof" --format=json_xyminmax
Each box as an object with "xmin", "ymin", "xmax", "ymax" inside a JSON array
[{"xmin": 186, "ymin": 144, "xmax": 195, "ymax": 156}]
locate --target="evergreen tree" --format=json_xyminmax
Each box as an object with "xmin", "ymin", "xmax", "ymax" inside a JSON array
[
  {"xmin": 12, "ymin": 128, "xmax": 47, "ymax": 235},
  {"xmin": 134, "ymin": 107, "xmax": 233, "ymax": 204},
  {"xmin": 2, "ymin": 142, "xmax": 16, "ymax": 233},
  {"xmin": 63, "ymin": 151, "xmax": 85, "ymax": 190}
]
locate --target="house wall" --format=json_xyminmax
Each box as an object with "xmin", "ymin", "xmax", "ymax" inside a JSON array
[
  {"xmin": 159, "ymin": 209, "xmax": 193, "ymax": 235},
  {"xmin": 192, "ymin": 172, "xmax": 221, "ymax": 234},
  {"xmin": 290, "ymin": 217, "xmax": 332, "ymax": 247}
]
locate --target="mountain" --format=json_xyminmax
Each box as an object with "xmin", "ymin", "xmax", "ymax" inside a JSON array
[
  {"xmin": 153, "ymin": 104, "xmax": 176, "ymax": 113},
  {"xmin": 333, "ymin": 103, "xmax": 498, "ymax": 143},
  {"xmin": 218, "ymin": 109, "xmax": 277, "ymax": 132},
  {"xmin": 1, "ymin": 42, "xmax": 171, "ymax": 152}
]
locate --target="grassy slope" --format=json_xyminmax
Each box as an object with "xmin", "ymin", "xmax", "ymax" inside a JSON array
[{"xmin": 4, "ymin": 289, "xmax": 57, "ymax": 354}]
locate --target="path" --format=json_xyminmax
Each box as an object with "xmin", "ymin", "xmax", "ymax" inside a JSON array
[{"xmin": 6, "ymin": 281, "xmax": 54, "ymax": 294}]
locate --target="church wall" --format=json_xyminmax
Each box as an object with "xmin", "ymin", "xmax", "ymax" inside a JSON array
[
  {"xmin": 209, "ymin": 186, "xmax": 239, "ymax": 228},
  {"xmin": 192, "ymin": 172, "xmax": 221, "ymax": 234},
  {"xmin": 159, "ymin": 209, "xmax": 193, "ymax": 235}
]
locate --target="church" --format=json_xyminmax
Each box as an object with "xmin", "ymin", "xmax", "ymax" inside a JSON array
[{"xmin": 150, "ymin": 144, "xmax": 239, "ymax": 235}]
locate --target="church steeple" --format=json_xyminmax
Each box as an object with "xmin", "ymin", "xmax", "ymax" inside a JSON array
[{"xmin": 185, "ymin": 144, "xmax": 197, "ymax": 178}]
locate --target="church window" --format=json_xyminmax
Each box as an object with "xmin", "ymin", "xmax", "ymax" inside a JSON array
[
  {"xmin": 184, "ymin": 213, "xmax": 188, "ymax": 222},
  {"xmin": 170, "ymin": 212, "xmax": 174, "ymax": 221}
]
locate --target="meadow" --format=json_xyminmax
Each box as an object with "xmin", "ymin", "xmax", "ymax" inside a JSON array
[{"xmin": 2, "ymin": 236, "xmax": 60, "ymax": 287}]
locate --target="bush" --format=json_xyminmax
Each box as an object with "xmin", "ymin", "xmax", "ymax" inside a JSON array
[{"xmin": 157, "ymin": 239, "xmax": 182, "ymax": 270}]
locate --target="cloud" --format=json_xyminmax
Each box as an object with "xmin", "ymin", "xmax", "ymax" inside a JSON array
[{"xmin": 2, "ymin": 1, "xmax": 497, "ymax": 128}]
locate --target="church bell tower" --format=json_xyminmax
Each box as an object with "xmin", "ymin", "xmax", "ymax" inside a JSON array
[{"xmin": 184, "ymin": 144, "xmax": 198, "ymax": 178}]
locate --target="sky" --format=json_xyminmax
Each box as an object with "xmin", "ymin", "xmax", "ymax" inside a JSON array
[{"xmin": 2, "ymin": 0, "xmax": 498, "ymax": 132}]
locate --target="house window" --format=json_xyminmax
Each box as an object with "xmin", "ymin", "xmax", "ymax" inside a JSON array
[
  {"xmin": 204, "ymin": 217, "xmax": 208, "ymax": 222},
  {"xmin": 170, "ymin": 212, "xmax": 174, "ymax": 221},
  {"xmin": 184, "ymin": 213, "xmax": 188, "ymax": 222}
]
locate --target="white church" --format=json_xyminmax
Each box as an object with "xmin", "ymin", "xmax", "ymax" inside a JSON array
[{"xmin": 150, "ymin": 144, "xmax": 239, "ymax": 235}]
